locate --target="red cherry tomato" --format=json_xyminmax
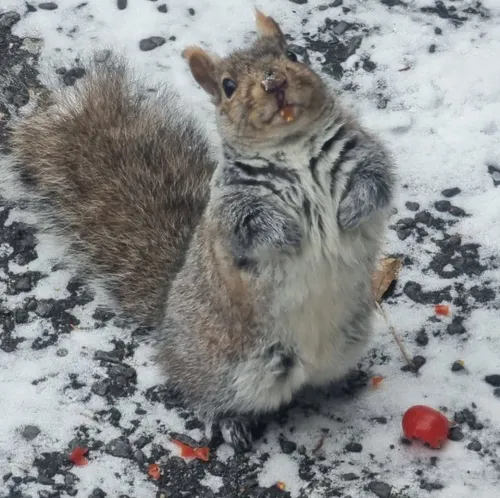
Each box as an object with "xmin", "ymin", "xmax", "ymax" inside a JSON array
[{"xmin": 402, "ymin": 405, "xmax": 450, "ymax": 449}]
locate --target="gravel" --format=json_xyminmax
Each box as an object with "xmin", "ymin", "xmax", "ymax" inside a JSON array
[{"xmin": 139, "ymin": 36, "xmax": 166, "ymax": 51}]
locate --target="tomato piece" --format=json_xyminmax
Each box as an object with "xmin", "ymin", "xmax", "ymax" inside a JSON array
[
  {"xmin": 434, "ymin": 304, "xmax": 450, "ymax": 316},
  {"xmin": 279, "ymin": 106, "xmax": 295, "ymax": 123},
  {"xmin": 148, "ymin": 463, "xmax": 161, "ymax": 480},
  {"xmin": 171, "ymin": 439, "xmax": 210, "ymax": 462},
  {"xmin": 276, "ymin": 481, "xmax": 286, "ymax": 491},
  {"xmin": 371, "ymin": 376, "xmax": 384, "ymax": 387},
  {"xmin": 402, "ymin": 405, "xmax": 450, "ymax": 449},
  {"xmin": 69, "ymin": 446, "xmax": 89, "ymax": 466}
]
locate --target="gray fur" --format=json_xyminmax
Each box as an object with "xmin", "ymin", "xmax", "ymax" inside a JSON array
[{"xmin": 4, "ymin": 17, "xmax": 395, "ymax": 452}]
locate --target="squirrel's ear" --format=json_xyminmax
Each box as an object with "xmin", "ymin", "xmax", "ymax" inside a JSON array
[
  {"xmin": 183, "ymin": 46, "xmax": 221, "ymax": 103},
  {"xmin": 255, "ymin": 9, "xmax": 286, "ymax": 47}
]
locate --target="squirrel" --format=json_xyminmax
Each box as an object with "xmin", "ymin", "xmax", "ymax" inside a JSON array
[{"xmin": 4, "ymin": 10, "xmax": 395, "ymax": 452}]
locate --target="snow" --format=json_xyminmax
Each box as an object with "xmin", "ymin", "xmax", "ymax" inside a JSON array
[{"xmin": 1, "ymin": 0, "xmax": 500, "ymax": 497}]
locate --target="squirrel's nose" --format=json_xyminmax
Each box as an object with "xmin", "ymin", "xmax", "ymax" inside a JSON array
[{"xmin": 261, "ymin": 71, "xmax": 288, "ymax": 93}]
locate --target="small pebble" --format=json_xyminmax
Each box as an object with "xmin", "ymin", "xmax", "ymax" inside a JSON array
[
  {"xmin": 157, "ymin": 4, "xmax": 167, "ymax": 13},
  {"xmin": 368, "ymin": 481, "xmax": 392, "ymax": 498},
  {"xmin": 117, "ymin": 0, "xmax": 127, "ymax": 9},
  {"xmin": 448, "ymin": 206, "xmax": 466, "ymax": 217},
  {"xmin": 139, "ymin": 36, "xmax": 166, "ymax": 51},
  {"xmin": 429, "ymin": 44, "xmax": 436, "ymax": 53},
  {"xmin": 38, "ymin": 2, "xmax": 58, "ymax": 10},
  {"xmin": 344, "ymin": 442, "xmax": 363, "ymax": 453},
  {"xmin": 485, "ymin": 374, "xmax": 500, "ymax": 387},
  {"xmin": 416, "ymin": 329, "xmax": 429, "ymax": 346},
  {"xmin": 447, "ymin": 323, "xmax": 466, "ymax": 335},
  {"xmin": 333, "ymin": 21, "xmax": 349, "ymax": 35},
  {"xmin": 435, "ymin": 27, "xmax": 443, "ymax": 35},
  {"xmin": 493, "ymin": 388, "xmax": 500, "ymax": 398},
  {"xmin": 21, "ymin": 425, "xmax": 41, "ymax": 440},
  {"xmin": 451, "ymin": 361, "xmax": 464, "ymax": 372},
  {"xmin": 279, "ymin": 437, "xmax": 297, "ymax": 454},
  {"xmin": 441, "ymin": 187, "xmax": 460, "ymax": 198},
  {"xmin": 55, "ymin": 67, "xmax": 67, "ymax": 75},
  {"xmin": 434, "ymin": 200, "xmax": 451, "ymax": 212},
  {"xmin": 0, "ymin": 11, "xmax": 21, "ymax": 29},
  {"xmin": 448, "ymin": 426, "xmax": 464, "ymax": 441},
  {"xmin": 467, "ymin": 440, "xmax": 482, "ymax": 452},
  {"xmin": 56, "ymin": 348, "xmax": 68, "ymax": 357},
  {"xmin": 188, "ymin": 7, "xmax": 195, "ymax": 15},
  {"xmin": 405, "ymin": 201, "xmax": 420, "ymax": 211}
]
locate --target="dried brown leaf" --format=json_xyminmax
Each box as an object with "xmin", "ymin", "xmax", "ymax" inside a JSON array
[{"xmin": 372, "ymin": 257, "xmax": 403, "ymax": 303}]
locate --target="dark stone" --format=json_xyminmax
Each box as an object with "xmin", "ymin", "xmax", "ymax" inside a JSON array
[
  {"xmin": 397, "ymin": 228, "xmax": 412, "ymax": 240},
  {"xmin": 39, "ymin": 2, "xmax": 58, "ymax": 10},
  {"xmin": 447, "ymin": 319, "xmax": 466, "ymax": 336},
  {"xmin": 139, "ymin": 36, "xmax": 166, "ymax": 51},
  {"xmin": 405, "ymin": 201, "xmax": 419, "ymax": 211},
  {"xmin": 279, "ymin": 436, "xmax": 297, "ymax": 454},
  {"xmin": 21, "ymin": 425, "xmax": 41, "ymax": 440},
  {"xmin": 362, "ymin": 59, "xmax": 376, "ymax": 72},
  {"xmin": 133, "ymin": 449, "xmax": 146, "ymax": 463},
  {"xmin": 485, "ymin": 375, "xmax": 500, "ymax": 387},
  {"xmin": 89, "ymin": 488, "xmax": 107, "ymax": 498},
  {"xmin": 92, "ymin": 307, "xmax": 115, "ymax": 322},
  {"xmin": 467, "ymin": 440, "xmax": 482, "ymax": 452},
  {"xmin": 435, "ymin": 27, "xmax": 443, "ymax": 35},
  {"xmin": 105, "ymin": 438, "xmax": 134, "ymax": 459},
  {"xmin": 420, "ymin": 480, "xmax": 444, "ymax": 491},
  {"xmin": 12, "ymin": 276, "xmax": 33, "ymax": 292},
  {"xmin": 15, "ymin": 309, "xmax": 29, "ymax": 323},
  {"xmin": 470, "ymin": 286, "xmax": 496, "ymax": 303},
  {"xmin": 332, "ymin": 21, "xmax": 350, "ymax": 35},
  {"xmin": 434, "ymin": 200, "xmax": 451, "ymax": 212},
  {"xmin": 442, "ymin": 187, "xmax": 460, "ymax": 198},
  {"xmin": 35, "ymin": 299, "xmax": 55, "ymax": 318},
  {"xmin": 403, "ymin": 281, "xmax": 451, "ymax": 304},
  {"xmin": 63, "ymin": 67, "xmax": 85, "ymax": 86},
  {"xmin": 368, "ymin": 481, "xmax": 392, "ymax": 498},
  {"xmin": 413, "ymin": 355, "xmax": 426, "ymax": 370},
  {"xmin": 493, "ymin": 388, "xmax": 500, "ymax": 398},
  {"xmin": 415, "ymin": 329, "xmax": 429, "ymax": 346},
  {"xmin": 429, "ymin": 44, "xmax": 436, "ymax": 53},
  {"xmin": 117, "ymin": 0, "xmax": 127, "ymax": 9},
  {"xmin": 342, "ymin": 473, "xmax": 359, "ymax": 481},
  {"xmin": 451, "ymin": 361, "xmax": 465, "ymax": 372},
  {"xmin": 454, "ymin": 408, "xmax": 483, "ymax": 430},
  {"xmin": 414, "ymin": 210, "xmax": 432, "ymax": 225},
  {"xmin": 346, "ymin": 36, "xmax": 362, "ymax": 58},
  {"xmin": 0, "ymin": 11, "xmax": 21, "ymax": 29},
  {"xmin": 449, "ymin": 206, "xmax": 466, "ymax": 217},
  {"xmin": 381, "ymin": 0, "xmax": 402, "ymax": 5},
  {"xmin": 372, "ymin": 416, "xmax": 387, "ymax": 424},
  {"xmin": 94, "ymin": 350, "xmax": 123, "ymax": 363},
  {"xmin": 157, "ymin": 4, "xmax": 167, "ymax": 13},
  {"xmin": 344, "ymin": 442, "xmax": 362, "ymax": 453},
  {"xmin": 91, "ymin": 380, "xmax": 109, "ymax": 396},
  {"xmin": 447, "ymin": 426, "xmax": 464, "ymax": 441},
  {"xmin": 134, "ymin": 435, "xmax": 152, "ymax": 449},
  {"xmin": 188, "ymin": 7, "xmax": 196, "ymax": 14}
]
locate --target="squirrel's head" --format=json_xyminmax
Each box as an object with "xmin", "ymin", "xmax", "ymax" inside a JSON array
[{"xmin": 183, "ymin": 10, "xmax": 330, "ymax": 150}]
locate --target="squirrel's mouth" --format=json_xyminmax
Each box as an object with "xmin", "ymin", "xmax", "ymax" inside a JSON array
[{"xmin": 275, "ymin": 90, "xmax": 297, "ymax": 124}]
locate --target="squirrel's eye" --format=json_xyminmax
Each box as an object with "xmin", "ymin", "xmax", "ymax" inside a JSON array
[
  {"xmin": 286, "ymin": 50, "xmax": 298, "ymax": 62},
  {"xmin": 222, "ymin": 78, "xmax": 237, "ymax": 98}
]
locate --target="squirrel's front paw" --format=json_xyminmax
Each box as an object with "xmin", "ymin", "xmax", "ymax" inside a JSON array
[
  {"xmin": 337, "ymin": 194, "xmax": 367, "ymax": 231},
  {"xmin": 231, "ymin": 206, "xmax": 302, "ymax": 259}
]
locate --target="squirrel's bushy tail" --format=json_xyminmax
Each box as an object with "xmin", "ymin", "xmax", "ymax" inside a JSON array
[{"xmin": 5, "ymin": 53, "xmax": 215, "ymax": 326}]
